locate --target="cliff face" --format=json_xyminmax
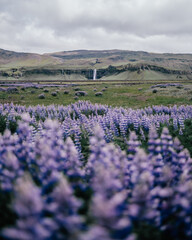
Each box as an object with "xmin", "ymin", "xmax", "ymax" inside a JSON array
[{"xmin": 0, "ymin": 64, "xmax": 189, "ymax": 80}]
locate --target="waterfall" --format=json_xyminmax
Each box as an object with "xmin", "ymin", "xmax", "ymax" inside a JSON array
[{"xmin": 93, "ymin": 69, "xmax": 97, "ymax": 80}]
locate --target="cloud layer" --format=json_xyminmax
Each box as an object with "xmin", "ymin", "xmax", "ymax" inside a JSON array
[{"xmin": 0, "ymin": 0, "xmax": 192, "ymax": 53}]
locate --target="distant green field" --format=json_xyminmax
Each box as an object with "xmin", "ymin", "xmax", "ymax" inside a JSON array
[{"xmin": 0, "ymin": 83, "xmax": 192, "ymax": 108}]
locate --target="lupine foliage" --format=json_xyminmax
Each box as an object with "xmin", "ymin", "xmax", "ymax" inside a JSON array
[{"xmin": 0, "ymin": 101, "xmax": 192, "ymax": 239}]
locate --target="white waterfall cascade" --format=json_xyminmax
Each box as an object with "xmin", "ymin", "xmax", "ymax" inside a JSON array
[{"xmin": 93, "ymin": 69, "xmax": 97, "ymax": 80}]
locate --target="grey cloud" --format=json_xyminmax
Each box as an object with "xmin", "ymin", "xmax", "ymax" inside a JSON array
[{"xmin": 0, "ymin": 0, "xmax": 192, "ymax": 53}]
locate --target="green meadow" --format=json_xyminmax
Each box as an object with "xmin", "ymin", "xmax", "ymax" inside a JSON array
[{"xmin": 0, "ymin": 83, "xmax": 192, "ymax": 108}]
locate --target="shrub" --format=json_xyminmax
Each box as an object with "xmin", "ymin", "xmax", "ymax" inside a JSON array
[
  {"xmin": 6, "ymin": 87, "xmax": 19, "ymax": 94},
  {"xmin": 74, "ymin": 88, "xmax": 81, "ymax": 91},
  {"xmin": 21, "ymin": 87, "xmax": 26, "ymax": 91},
  {"xmin": 64, "ymin": 90, "xmax": 69, "ymax": 94},
  {"xmin": 153, "ymin": 89, "xmax": 157, "ymax": 93},
  {"xmin": 74, "ymin": 96, "xmax": 79, "ymax": 100},
  {"xmin": 102, "ymin": 88, "xmax": 106, "ymax": 92},
  {"xmin": 51, "ymin": 92, "xmax": 57, "ymax": 97},
  {"xmin": 75, "ymin": 91, "xmax": 87, "ymax": 96},
  {"xmin": 31, "ymin": 90, "xmax": 36, "ymax": 94},
  {"xmin": 44, "ymin": 89, "xmax": 49, "ymax": 93},
  {"xmin": 38, "ymin": 94, "xmax": 45, "ymax": 99},
  {"xmin": 95, "ymin": 92, "xmax": 103, "ymax": 96}
]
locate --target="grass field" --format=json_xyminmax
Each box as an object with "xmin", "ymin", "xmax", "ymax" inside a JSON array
[{"xmin": 0, "ymin": 83, "xmax": 192, "ymax": 108}]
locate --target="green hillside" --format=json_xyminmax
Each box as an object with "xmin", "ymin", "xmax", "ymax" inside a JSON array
[{"xmin": 0, "ymin": 48, "xmax": 192, "ymax": 80}]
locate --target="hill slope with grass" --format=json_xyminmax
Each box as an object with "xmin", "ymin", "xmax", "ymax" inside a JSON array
[{"xmin": 0, "ymin": 48, "xmax": 192, "ymax": 80}]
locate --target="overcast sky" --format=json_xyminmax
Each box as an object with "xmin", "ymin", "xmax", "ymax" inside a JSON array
[{"xmin": 0, "ymin": 0, "xmax": 192, "ymax": 54}]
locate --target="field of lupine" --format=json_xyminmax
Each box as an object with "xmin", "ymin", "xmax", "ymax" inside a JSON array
[{"xmin": 1, "ymin": 100, "xmax": 192, "ymax": 239}]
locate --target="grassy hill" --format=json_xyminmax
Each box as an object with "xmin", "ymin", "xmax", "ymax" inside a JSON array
[{"xmin": 0, "ymin": 48, "xmax": 192, "ymax": 80}]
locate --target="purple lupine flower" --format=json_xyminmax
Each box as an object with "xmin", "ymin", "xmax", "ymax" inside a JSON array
[
  {"xmin": 1, "ymin": 101, "xmax": 192, "ymax": 239},
  {"xmin": 148, "ymin": 126, "xmax": 159, "ymax": 155},
  {"xmin": 160, "ymin": 127, "xmax": 173, "ymax": 162},
  {"xmin": 127, "ymin": 131, "xmax": 140, "ymax": 161},
  {"xmin": 0, "ymin": 149, "xmax": 23, "ymax": 191},
  {"xmin": 47, "ymin": 174, "xmax": 83, "ymax": 240},
  {"xmin": 90, "ymin": 191, "xmax": 132, "ymax": 239},
  {"xmin": 80, "ymin": 226, "xmax": 111, "ymax": 240},
  {"xmin": 3, "ymin": 175, "xmax": 55, "ymax": 240}
]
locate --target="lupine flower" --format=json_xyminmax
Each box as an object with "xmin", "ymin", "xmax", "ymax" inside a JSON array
[
  {"xmin": 0, "ymin": 101, "xmax": 192, "ymax": 239},
  {"xmin": 3, "ymin": 175, "xmax": 55, "ymax": 240}
]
